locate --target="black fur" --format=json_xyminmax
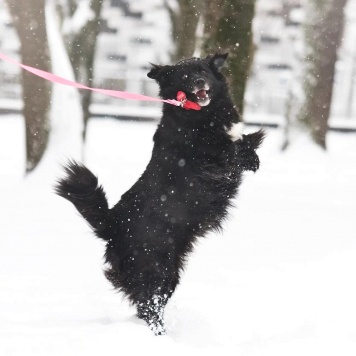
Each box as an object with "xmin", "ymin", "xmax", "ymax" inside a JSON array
[{"xmin": 55, "ymin": 53, "xmax": 265, "ymax": 335}]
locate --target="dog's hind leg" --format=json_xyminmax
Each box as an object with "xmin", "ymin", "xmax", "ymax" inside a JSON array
[
  {"xmin": 105, "ymin": 265, "xmax": 173, "ymax": 335},
  {"xmin": 136, "ymin": 271, "xmax": 179, "ymax": 335},
  {"xmin": 137, "ymin": 294, "xmax": 169, "ymax": 335},
  {"xmin": 135, "ymin": 256, "xmax": 179, "ymax": 335},
  {"xmin": 106, "ymin": 246, "xmax": 179, "ymax": 335}
]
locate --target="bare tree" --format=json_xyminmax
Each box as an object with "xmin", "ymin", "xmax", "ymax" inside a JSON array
[
  {"xmin": 297, "ymin": 0, "xmax": 348, "ymax": 149},
  {"xmin": 58, "ymin": 0, "xmax": 103, "ymax": 141},
  {"xmin": 201, "ymin": 0, "xmax": 224, "ymax": 54},
  {"xmin": 202, "ymin": 0, "xmax": 256, "ymax": 115},
  {"xmin": 165, "ymin": 0, "xmax": 203, "ymax": 61},
  {"xmin": 5, "ymin": 0, "xmax": 51, "ymax": 174}
]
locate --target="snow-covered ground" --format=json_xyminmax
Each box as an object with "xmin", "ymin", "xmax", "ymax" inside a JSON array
[{"xmin": 1, "ymin": 114, "xmax": 356, "ymax": 355}]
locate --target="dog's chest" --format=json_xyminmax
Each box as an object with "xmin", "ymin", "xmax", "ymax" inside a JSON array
[{"xmin": 162, "ymin": 129, "xmax": 240, "ymax": 196}]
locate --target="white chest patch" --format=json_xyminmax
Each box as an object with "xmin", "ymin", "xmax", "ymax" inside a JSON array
[{"xmin": 226, "ymin": 122, "xmax": 244, "ymax": 141}]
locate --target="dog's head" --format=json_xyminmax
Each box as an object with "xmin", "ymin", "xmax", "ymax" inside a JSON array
[{"xmin": 147, "ymin": 53, "xmax": 229, "ymax": 107}]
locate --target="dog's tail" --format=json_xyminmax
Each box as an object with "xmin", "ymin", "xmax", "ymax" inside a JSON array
[{"xmin": 55, "ymin": 160, "xmax": 111, "ymax": 241}]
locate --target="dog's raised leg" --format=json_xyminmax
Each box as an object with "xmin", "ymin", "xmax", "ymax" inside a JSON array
[{"xmin": 235, "ymin": 129, "xmax": 265, "ymax": 172}]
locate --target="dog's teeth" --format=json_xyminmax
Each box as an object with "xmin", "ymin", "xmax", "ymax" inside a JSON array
[{"xmin": 196, "ymin": 89, "xmax": 206, "ymax": 99}]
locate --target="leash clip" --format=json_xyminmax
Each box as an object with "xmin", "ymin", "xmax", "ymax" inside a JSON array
[{"xmin": 177, "ymin": 91, "xmax": 187, "ymax": 107}]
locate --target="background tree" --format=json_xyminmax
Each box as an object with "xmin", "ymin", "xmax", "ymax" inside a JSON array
[
  {"xmin": 57, "ymin": 0, "xmax": 103, "ymax": 141},
  {"xmin": 5, "ymin": 0, "xmax": 51, "ymax": 174},
  {"xmin": 201, "ymin": 0, "xmax": 224, "ymax": 52},
  {"xmin": 165, "ymin": 0, "xmax": 203, "ymax": 61},
  {"xmin": 201, "ymin": 0, "xmax": 256, "ymax": 115},
  {"xmin": 166, "ymin": 0, "xmax": 256, "ymax": 115},
  {"xmin": 296, "ymin": 0, "xmax": 348, "ymax": 149}
]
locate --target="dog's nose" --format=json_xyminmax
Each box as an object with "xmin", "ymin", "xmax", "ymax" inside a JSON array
[{"xmin": 195, "ymin": 78, "xmax": 205, "ymax": 87}]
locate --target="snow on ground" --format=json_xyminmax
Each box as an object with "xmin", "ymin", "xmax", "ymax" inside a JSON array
[{"xmin": 0, "ymin": 114, "xmax": 356, "ymax": 355}]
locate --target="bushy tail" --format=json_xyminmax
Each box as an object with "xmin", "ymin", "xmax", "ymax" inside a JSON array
[{"xmin": 55, "ymin": 160, "xmax": 111, "ymax": 241}]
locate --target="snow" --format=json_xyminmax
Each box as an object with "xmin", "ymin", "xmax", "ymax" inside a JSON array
[
  {"xmin": 1, "ymin": 114, "xmax": 356, "ymax": 355},
  {"xmin": 30, "ymin": 1, "xmax": 83, "ymax": 181}
]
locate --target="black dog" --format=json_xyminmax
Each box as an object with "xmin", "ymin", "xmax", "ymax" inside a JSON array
[{"xmin": 55, "ymin": 53, "xmax": 264, "ymax": 335}]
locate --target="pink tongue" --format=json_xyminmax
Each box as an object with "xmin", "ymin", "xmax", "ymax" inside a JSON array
[{"xmin": 196, "ymin": 89, "xmax": 207, "ymax": 99}]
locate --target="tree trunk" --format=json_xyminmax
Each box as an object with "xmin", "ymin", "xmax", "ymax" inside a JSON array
[
  {"xmin": 298, "ymin": 0, "xmax": 348, "ymax": 149},
  {"xmin": 202, "ymin": 0, "xmax": 256, "ymax": 115},
  {"xmin": 201, "ymin": 0, "xmax": 224, "ymax": 54},
  {"xmin": 63, "ymin": 0, "xmax": 103, "ymax": 142},
  {"xmin": 165, "ymin": 0, "xmax": 203, "ymax": 61},
  {"xmin": 5, "ymin": 0, "xmax": 51, "ymax": 174}
]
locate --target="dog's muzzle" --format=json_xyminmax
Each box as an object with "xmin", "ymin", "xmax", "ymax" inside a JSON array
[{"xmin": 192, "ymin": 78, "xmax": 211, "ymax": 106}]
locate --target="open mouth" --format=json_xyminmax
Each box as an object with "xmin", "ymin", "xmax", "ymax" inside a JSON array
[{"xmin": 193, "ymin": 87, "xmax": 211, "ymax": 106}]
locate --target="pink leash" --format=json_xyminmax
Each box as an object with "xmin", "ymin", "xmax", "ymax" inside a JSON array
[{"xmin": 0, "ymin": 52, "xmax": 181, "ymax": 107}]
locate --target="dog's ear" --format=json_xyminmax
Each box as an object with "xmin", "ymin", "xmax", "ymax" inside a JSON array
[
  {"xmin": 208, "ymin": 53, "xmax": 229, "ymax": 71},
  {"xmin": 147, "ymin": 63, "xmax": 166, "ymax": 80}
]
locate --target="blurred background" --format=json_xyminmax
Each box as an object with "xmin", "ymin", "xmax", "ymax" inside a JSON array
[{"xmin": 0, "ymin": 0, "xmax": 355, "ymax": 172}]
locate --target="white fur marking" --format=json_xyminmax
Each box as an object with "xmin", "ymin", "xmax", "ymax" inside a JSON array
[
  {"xmin": 228, "ymin": 122, "xmax": 244, "ymax": 141},
  {"xmin": 199, "ymin": 96, "xmax": 211, "ymax": 106}
]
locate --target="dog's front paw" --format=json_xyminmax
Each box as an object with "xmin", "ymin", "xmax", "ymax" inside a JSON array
[
  {"xmin": 242, "ymin": 150, "xmax": 260, "ymax": 172},
  {"xmin": 235, "ymin": 130, "xmax": 265, "ymax": 172},
  {"xmin": 236, "ymin": 146, "xmax": 260, "ymax": 172}
]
